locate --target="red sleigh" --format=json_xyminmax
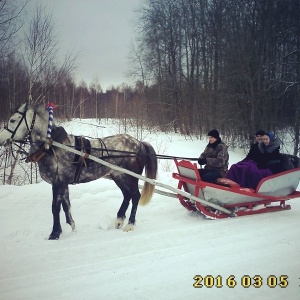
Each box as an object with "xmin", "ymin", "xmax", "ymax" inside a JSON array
[{"xmin": 172, "ymin": 159, "xmax": 300, "ymax": 219}]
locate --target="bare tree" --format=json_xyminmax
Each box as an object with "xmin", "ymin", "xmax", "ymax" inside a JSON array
[
  {"xmin": 0, "ymin": 0, "xmax": 27, "ymax": 117},
  {"xmin": 22, "ymin": 4, "xmax": 76, "ymax": 104},
  {"xmin": 1, "ymin": 2, "xmax": 77, "ymax": 185},
  {"xmin": 89, "ymin": 78, "xmax": 102, "ymax": 120},
  {"xmin": 0, "ymin": 0, "xmax": 27, "ymax": 55}
]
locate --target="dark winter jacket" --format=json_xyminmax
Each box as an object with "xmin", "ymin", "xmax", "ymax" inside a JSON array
[
  {"xmin": 241, "ymin": 138, "xmax": 284, "ymax": 173},
  {"xmin": 242, "ymin": 139, "xmax": 281, "ymax": 166},
  {"xmin": 199, "ymin": 138, "xmax": 229, "ymax": 177},
  {"xmin": 256, "ymin": 138, "xmax": 281, "ymax": 171},
  {"xmin": 243, "ymin": 142, "xmax": 261, "ymax": 162}
]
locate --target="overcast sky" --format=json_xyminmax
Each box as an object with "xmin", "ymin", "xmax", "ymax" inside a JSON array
[{"xmin": 28, "ymin": 0, "xmax": 142, "ymax": 91}]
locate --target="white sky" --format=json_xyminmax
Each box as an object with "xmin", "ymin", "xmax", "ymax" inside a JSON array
[{"xmin": 27, "ymin": 0, "xmax": 142, "ymax": 91}]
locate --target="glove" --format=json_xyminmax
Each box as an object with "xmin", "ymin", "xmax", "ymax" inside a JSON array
[{"xmin": 198, "ymin": 158, "xmax": 207, "ymax": 165}]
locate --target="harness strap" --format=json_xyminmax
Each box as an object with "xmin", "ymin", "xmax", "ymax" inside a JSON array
[
  {"xmin": 73, "ymin": 136, "xmax": 91, "ymax": 184},
  {"xmin": 4, "ymin": 109, "xmax": 36, "ymax": 141},
  {"xmin": 25, "ymin": 147, "xmax": 48, "ymax": 163},
  {"xmin": 27, "ymin": 111, "xmax": 36, "ymax": 139}
]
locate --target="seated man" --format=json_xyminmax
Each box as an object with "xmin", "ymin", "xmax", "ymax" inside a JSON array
[{"xmin": 198, "ymin": 129, "xmax": 229, "ymax": 183}]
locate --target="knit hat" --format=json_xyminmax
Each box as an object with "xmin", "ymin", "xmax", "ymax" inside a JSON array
[
  {"xmin": 207, "ymin": 129, "xmax": 219, "ymax": 139},
  {"xmin": 255, "ymin": 130, "xmax": 266, "ymax": 136},
  {"xmin": 266, "ymin": 131, "xmax": 275, "ymax": 141}
]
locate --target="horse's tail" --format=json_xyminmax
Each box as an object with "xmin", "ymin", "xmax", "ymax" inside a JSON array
[{"xmin": 139, "ymin": 141, "xmax": 158, "ymax": 206}]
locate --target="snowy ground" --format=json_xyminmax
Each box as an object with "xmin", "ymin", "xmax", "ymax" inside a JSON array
[{"xmin": 1, "ymin": 120, "xmax": 299, "ymax": 300}]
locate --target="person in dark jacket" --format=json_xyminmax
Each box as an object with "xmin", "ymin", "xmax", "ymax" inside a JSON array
[
  {"xmin": 198, "ymin": 129, "xmax": 229, "ymax": 183},
  {"xmin": 226, "ymin": 131, "xmax": 281, "ymax": 189},
  {"xmin": 257, "ymin": 132, "xmax": 282, "ymax": 173},
  {"xmin": 243, "ymin": 130, "xmax": 266, "ymax": 161}
]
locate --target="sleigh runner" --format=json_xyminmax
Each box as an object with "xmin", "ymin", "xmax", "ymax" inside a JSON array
[{"xmin": 172, "ymin": 159, "xmax": 300, "ymax": 219}]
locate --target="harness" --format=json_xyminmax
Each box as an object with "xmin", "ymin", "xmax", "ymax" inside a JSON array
[
  {"xmin": 6, "ymin": 103, "xmax": 200, "ymax": 184},
  {"xmin": 4, "ymin": 107, "xmax": 37, "ymax": 142},
  {"xmin": 25, "ymin": 131, "xmax": 92, "ymax": 184},
  {"xmin": 73, "ymin": 136, "xmax": 91, "ymax": 184},
  {"xmin": 25, "ymin": 126, "xmax": 68, "ymax": 163}
]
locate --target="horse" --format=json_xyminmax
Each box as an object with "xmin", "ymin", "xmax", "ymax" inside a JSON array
[{"xmin": 0, "ymin": 102, "xmax": 158, "ymax": 239}]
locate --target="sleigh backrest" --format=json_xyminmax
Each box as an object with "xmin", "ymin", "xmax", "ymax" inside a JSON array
[
  {"xmin": 280, "ymin": 153, "xmax": 300, "ymax": 171},
  {"xmin": 174, "ymin": 159, "xmax": 202, "ymax": 195},
  {"xmin": 256, "ymin": 167, "xmax": 300, "ymax": 196}
]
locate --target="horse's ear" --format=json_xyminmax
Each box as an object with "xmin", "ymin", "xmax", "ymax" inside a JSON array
[
  {"xmin": 17, "ymin": 102, "xmax": 29, "ymax": 112},
  {"xmin": 25, "ymin": 101, "xmax": 34, "ymax": 112},
  {"xmin": 25, "ymin": 101, "xmax": 39, "ymax": 113}
]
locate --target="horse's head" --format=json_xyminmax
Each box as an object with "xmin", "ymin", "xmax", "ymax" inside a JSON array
[{"xmin": 0, "ymin": 103, "xmax": 39, "ymax": 147}]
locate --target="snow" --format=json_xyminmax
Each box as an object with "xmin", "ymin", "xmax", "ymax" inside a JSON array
[{"xmin": 1, "ymin": 120, "xmax": 300, "ymax": 300}]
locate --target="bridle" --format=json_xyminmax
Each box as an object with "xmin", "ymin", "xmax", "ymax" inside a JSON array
[{"xmin": 3, "ymin": 105, "xmax": 37, "ymax": 143}]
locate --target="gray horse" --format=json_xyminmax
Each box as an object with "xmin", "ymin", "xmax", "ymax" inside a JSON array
[{"xmin": 0, "ymin": 103, "xmax": 157, "ymax": 239}]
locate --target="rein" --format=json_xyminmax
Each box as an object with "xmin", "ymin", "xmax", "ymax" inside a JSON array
[
  {"xmin": 23, "ymin": 137, "xmax": 199, "ymax": 163},
  {"xmin": 42, "ymin": 142, "xmax": 199, "ymax": 161},
  {"xmin": 90, "ymin": 150, "xmax": 199, "ymax": 161}
]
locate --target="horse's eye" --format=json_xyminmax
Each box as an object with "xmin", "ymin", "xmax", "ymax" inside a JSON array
[{"xmin": 10, "ymin": 119, "xmax": 16, "ymax": 123}]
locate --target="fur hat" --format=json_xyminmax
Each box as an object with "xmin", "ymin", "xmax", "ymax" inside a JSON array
[
  {"xmin": 207, "ymin": 129, "xmax": 219, "ymax": 139},
  {"xmin": 255, "ymin": 130, "xmax": 266, "ymax": 136},
  {"xmin": 266, "ymin": 131, "xmax": 275, "ymax": 141}
]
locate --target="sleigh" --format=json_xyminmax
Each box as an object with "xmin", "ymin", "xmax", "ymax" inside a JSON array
[{"xmin": 172, "ymin": 159, "xmax": 300, "ymax": 219}]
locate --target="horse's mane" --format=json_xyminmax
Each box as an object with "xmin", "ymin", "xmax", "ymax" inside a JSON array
[
  {"xmin": 32, "ymin": 103, "xmax": 52, "ymax": 123},
  {"xmin": 34, "ymin": 103, "xmax": 47, "ymax": 113},
  {"xmin": 11, "ymin": 102, "xmax": 47, "ymax": 117}
]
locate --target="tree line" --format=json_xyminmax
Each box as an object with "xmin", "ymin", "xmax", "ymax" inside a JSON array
[
  {"xmin": 0, "ymin": 2, "xmax": 150, "ymax": 123},
  {"xmin": 0, "ymin": 0, "xmax": 299, "ymax": 156},
  {"xmin": 131, "ymin": 0, "xmax": 300, "ymax": 154}
]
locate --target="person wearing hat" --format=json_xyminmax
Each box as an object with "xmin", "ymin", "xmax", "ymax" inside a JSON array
[
  {"xmin": 197, "ymin": 129, "xmax": 229, "ymax": 183},
  {"xmin": 227, "ymin": 131, "xmax": 282, "ymax": 188},
  {"xmin": 242, "ymin": 129, "xmax": 266, "ymax": 162},
  {"xmin": 257, "ymin": 132, "xmax": 282, "ymax": 172}
]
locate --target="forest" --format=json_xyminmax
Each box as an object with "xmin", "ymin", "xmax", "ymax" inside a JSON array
[{"xmin": 0, "ymin": 0, "xmax": 299, "ymax": 155}]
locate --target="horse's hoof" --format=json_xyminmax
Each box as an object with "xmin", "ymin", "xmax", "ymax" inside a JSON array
[
  {"xmin": 48, "ymin": 231, "xmax": 61, "ymax": 240},
  {"xmin": 48, "ymin": 235, "xmax": 59, "ymax": 240},
  {"xmin": 123, "ymin": 224, "xmax": 135, "ymax": 232},
  {"xmin": 66, "ymin": 220, "xmax": 76, "ymax": 231},
  {"xmin": 115, "ymin": 218, "xmax": 124, "ymax": 229}
]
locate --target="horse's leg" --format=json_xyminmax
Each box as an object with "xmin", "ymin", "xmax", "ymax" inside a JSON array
[
  {"xmin": 49, "ymin": 184, "xmax": 63, "ymax": 240},
  {"xmin": 61, "ymin": 185, "xmax": 76, "ymax": 231},
  {"xmin": 49, "ymin": 183, "xmax": 75, "ymax": 240},
  {"xmin": 115, "ymin": 189, "xmax": 131, "ymax": 229},
  {"xmin": 123, "ymin": 190, "xmax": 141, "ymax": 232},
  {"xmin": 113, "ymin": 175, "xmax": 141, "ymax": 232}
]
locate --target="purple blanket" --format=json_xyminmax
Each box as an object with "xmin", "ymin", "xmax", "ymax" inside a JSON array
[{"xmin": 226, "ymin": 160, "xmax": 272, "ymax": 189}]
